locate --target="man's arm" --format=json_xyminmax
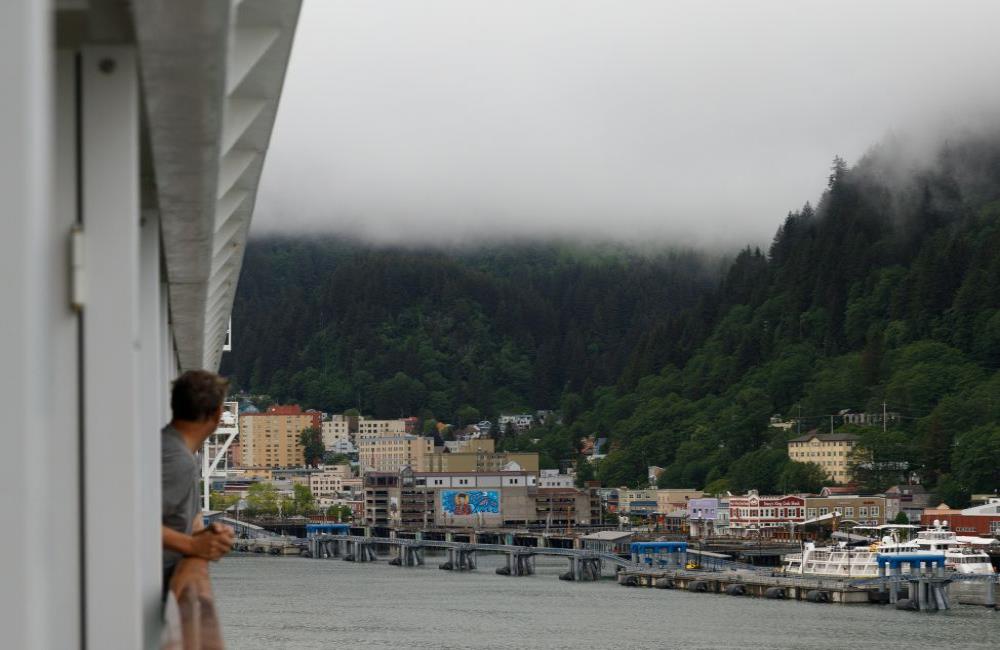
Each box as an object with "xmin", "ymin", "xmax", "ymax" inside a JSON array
[
  {"xmin": 163, "ymin": 525, "xmax": 196, "ymax": 556},
  {"xmin": 162, "ymin": 524, "xmax": 233, "ymax": 561}
]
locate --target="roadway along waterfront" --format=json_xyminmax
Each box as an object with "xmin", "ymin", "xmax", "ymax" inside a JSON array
[{"xmin": 212, "ymin": 553, "xmax": 1000, "ymax": 650}]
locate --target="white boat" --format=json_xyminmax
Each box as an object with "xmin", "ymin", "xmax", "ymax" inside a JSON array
[
  {"xmin": 783, "ymin": 541, "xmax": 888, "ymax": 577},
  {"xmin": 884, "ymin": 520, "xmax": 996, "ymax": 575},
  {"xmin": 783, "ymin": 521, "xmax": 997, "ymax": 577}
]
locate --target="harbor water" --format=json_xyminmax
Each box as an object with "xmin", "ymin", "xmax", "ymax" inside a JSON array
[{"xmin": 212, "ymin": 553, "xmax": 999, "ymax": 650}]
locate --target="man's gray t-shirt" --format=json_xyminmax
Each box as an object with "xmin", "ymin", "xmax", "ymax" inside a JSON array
[{"xmin": 162, "ymin": 424, "xmax": 199, "ymax": 572}]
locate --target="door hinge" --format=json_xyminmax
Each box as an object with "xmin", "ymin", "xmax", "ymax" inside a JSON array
[{"xmin": 70, "ymin": 225, "xmax": 85, "ymax": 311}]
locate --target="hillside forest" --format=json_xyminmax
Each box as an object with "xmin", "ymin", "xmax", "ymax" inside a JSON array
[{"xmin": 223, "ymin": 130, "xmax": 1000, "ymax": 507}]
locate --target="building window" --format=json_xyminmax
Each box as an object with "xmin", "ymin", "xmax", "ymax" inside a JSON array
[
  {"xmin": 845, "ymin": 507, "xmax": 854, "ymax": 517},
  {"xmin": 819, "ymin": 507, "xmax": 828, "ymax": 516},
  {"xmin": 859, "ymin": 507, "xmax": 868, "ymax": 517},
  {"xmin": 808, "ymin": 508, "xmax": 817, "ymax": 518},
  {"xmin": 871, "ymin": 506, "xmax": 879, "ymax": 517}
]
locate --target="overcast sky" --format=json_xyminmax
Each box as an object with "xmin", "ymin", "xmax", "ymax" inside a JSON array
[{"xmin": 252, "ymin": 0, "xmax": 1000, "ymax": 248}]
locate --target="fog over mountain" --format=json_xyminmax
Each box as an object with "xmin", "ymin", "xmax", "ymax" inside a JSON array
[{"xmin": 253, "ymin": 0, "xmax": 1000, "ymax": 248}]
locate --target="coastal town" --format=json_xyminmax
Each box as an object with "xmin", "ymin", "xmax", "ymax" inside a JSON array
[{"xmin": 204, "ymin": 402, "xmax": 1000, "ymax": 552}]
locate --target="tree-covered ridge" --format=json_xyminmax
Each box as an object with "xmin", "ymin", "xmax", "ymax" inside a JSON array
[
  {"xmin": 524, "ymin": 133, "xmax": 1000, "ymax": 505},
  {"xmin": 223, "ymin": 240, "xmax": 716, "ymax": 420},
  {"xmin": 227, "ymin": 129, "xmax": 1000, "ymax": 507}
]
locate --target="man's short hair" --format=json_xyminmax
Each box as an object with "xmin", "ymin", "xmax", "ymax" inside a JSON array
[{"xmin": 171, "ymin": 370, "xmax": 229, "ymax": 421}]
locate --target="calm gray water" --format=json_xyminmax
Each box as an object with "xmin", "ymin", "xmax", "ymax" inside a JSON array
[{"xmin": 212, "ymin": 553, "xmax": 999, "ymax": 650}]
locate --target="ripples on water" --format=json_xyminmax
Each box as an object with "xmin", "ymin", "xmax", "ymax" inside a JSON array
[{"xmin": 212, "ymin": 553, "xmax": 999, "ymax": 650}]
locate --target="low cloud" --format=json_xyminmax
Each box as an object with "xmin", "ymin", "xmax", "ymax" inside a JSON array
[{"xmin": 253, "ymin": 0, "xmax": 1000, "ymax": 248}]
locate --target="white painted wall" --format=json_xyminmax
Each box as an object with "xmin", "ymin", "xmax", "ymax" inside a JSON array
[
  {"xmin": 80, "ymin": 46, "xmax": 146, "ymax": 649},
  {"xmin": 0, "ymin": 2, "xmax": 67, "ymax": 648}
]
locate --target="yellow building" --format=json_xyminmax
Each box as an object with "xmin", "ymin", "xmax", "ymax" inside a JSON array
[
  {"xmin": 655, "ymin": 489, "xmax": 705, "ymax": 514},
  {"xmin": 618, "ymin": 489, "xmax": 658, "ymax": 515},
  {"xmin": 787, "ymin": 432, "xmax": 859, "ymax": 484},
  {"xmin": 238, "ymin": 405, "xmax": 320, "ymax": 468},
  {"xmin": 804, "ymin": 495, "xmax": 888, "ymax": 525},
  {"xmin": 357, "ymin": 418, "xmax": 408, "ymax": 438},
  {"xmin": 358, "ymin": 434, "xmax": 434, "ymax": 473},
  {"xmin": 309, "ymin": 465, "xmax": 363, "ymax": 497}
]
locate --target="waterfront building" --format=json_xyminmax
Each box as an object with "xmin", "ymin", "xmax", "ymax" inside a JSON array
[
  {"xmin": 921, "ymin": 498, "xmax": 1000, "ymax": 536},
  {"xmin": 581, "ymin": 531, "xmax": 634, "ymax": 554},
  {"xmin": 358, "ymin": 434, "xmax": 434, "ymax": 473},
  {"xmin": 364, "ymin": 469, "xmax": 537, "ymax": 527},
  {"xmin": 804, "ymin": 495, "xmax": 888, "ymax": 526},
  {"xmin": 728, "ymin": 490, "xmax": 806, "ymax": 537},
  {"xmin": 655, "ymin": 489, "xmax": 705, "ymax": 515},
  {"xmin": 362, "ymin": 469, "xmax": 597, "ymax": 528},
  {"xmin": 687, "ymin": 497, "xmax": 719, "ymax": 537},
  {"xmin": 716, "ymin": 500, "xmax": 731, "ymax": 535},
  {"xmin": 239, "ymin": 405, "xmax": 321, "ymax": 469},
  {"xmin": 535, "ymin": 487, "xmax": 601, "ymax": 527},
  {"xmin": 659, "ymin": 509, "xmax": 689, "ymax": 534},
  {"xmin": 786, "ymin": 431, "xmax": 859, "ymax": 484},
  {"xmin": 618, "ymin": 489, "xmax": 659, "ymax": 516}
]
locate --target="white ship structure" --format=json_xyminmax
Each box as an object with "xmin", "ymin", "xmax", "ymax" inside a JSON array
[{"xmin": 783, "ymin": 521, "xmax": 997, "ymax": 578}]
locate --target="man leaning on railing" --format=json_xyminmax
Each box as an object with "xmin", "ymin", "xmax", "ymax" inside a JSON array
[{"xmin": 161, "ymin": 370, "xmax": 235, "ymax": 649}]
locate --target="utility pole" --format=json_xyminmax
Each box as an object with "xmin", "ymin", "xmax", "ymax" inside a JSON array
[
  {"xmin": 797, "ymin": 405, "xmax": 801, "ymax": 435},
  {"xmin": 882, "ymin": 401, "xmax": 887, "ymax": 433},
  {"xmin": 830, "ymin": 414, "xmax": 834, "ymax": 434}
]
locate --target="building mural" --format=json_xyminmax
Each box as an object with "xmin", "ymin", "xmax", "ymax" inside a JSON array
[{"xmin": 441, "ymin": 490, "xmax": 500, "ymax": 516}]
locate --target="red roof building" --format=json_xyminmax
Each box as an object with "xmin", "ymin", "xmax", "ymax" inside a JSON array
[
  {"xmin": 728, "ymin": 490, "xmax": 806, "ymax": 537},
  {"xmin": 921, "ymin": 499, "xmax": 1000, "ymax": 536}
]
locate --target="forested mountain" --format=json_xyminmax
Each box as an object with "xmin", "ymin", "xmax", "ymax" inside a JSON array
[
  {"xmin": 223, "ymin": 241, "xmax": 716, "ymax": 421},
  {"xmin": 509, "ymin": 132, "xmax": 1000, "ymax": 506},
  {"xmin": 226, "ymin": 129, "xmax": 1000, "ymax": 507}
]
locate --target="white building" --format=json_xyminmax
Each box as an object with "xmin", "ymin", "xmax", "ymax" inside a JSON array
[
  {"xmin": 1, "ymin": 2, "xmax": 300, "ymax": 647},
  {"xmin": 499, "ymin": 414, "xmax": 534, "ymax": 431},
  {"xmin": 322, "ymin": 417, "xmax": 351, "ymax": 448},
  {"xmin": 329, "ymin": 439, "xmax": 357, "ymax": 455},
  {"xmin": 538, "ymin": 469, "xmax": 575, "ymax": 488}
]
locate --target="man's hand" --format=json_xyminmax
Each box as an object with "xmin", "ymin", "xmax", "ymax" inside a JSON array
[{"xmin": 190, "ymin": 523, "xmax": 234, "ymax": 561}]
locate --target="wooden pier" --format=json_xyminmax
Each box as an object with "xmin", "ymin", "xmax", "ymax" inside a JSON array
[
  {"xmin": 618, "ymin": 567, "xmax": 874, "ymax": 604},
  {"xmin": 284, "ymin": 533, "xmax": 1000, "ymax": 612}
]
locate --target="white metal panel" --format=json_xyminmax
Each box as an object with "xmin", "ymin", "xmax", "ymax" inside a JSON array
[
  {"xmin": 139, "ymin": 209, "xmax": 165, "ymax": 648},
  {"xmin": 43, "ymin": 49, "xmax": 85, "ymax": 650},
  {"xmin": 0, "ymin": 1, "xmax": 60, "ymax": 647},
  {"xmin": 80, "ymin": 46, "xmax": 145, "ymax": 649}
]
